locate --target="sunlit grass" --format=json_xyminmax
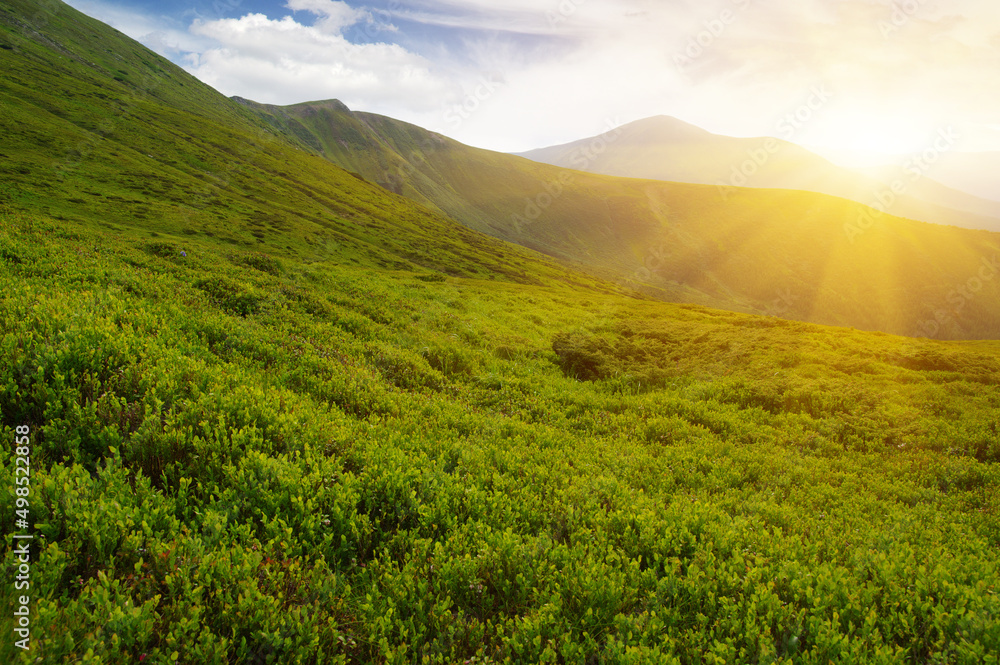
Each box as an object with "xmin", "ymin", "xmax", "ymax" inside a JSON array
[
  {"xmin": 2, "ymin": 210, "xmax": 999, "ymax": 663},
  {"xmin": 1, "ymin": 1, "xmax": 999, "ymax": 662}
]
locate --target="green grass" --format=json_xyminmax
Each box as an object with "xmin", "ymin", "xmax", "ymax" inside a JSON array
[
  {"xmin": 1, "ymin": 210, "xmax": 999, "ymax": 664},
  {"xmin": 0, "ymin": 0, "xmax": 603, "ymax": 293},
  {"xmin": 0, "ymin": 1, "xmax": 999, "ymax": 663},
  {"xmin": 255, "ymin": 102, "xmax": 1000, "ymax": 341}
]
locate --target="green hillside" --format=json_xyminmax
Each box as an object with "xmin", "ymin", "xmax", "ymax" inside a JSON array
[
  {"xmin": 0, "ymin": 0, "xmax": 598, "ymax": 292},
  {"xmin": 235, "ymin": 98, "xmax": 520, "ymax": 240},
  {"xmin": 1, "ymin": 2, "xmax": 999, "ymax": 664},
  {"xmin": 517, "ymin": 116, "xmax": 1000, "ymax": 231},
  {"xmin": 246, "ymin": 101, "xmax": 1000, "ymax": 340}
]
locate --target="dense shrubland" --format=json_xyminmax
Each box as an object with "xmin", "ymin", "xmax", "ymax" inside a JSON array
[
  {"xmin": 1, "ymin": 2, "xmax": 998, "ymax": 660},
  {"xmin": 2, "ymin": 214, "xmax": 998, "ymax": 663}
]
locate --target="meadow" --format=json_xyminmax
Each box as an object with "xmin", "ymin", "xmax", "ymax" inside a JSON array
[
  {"xmin": 249, "ymin": 100, "xmax": 1000, "ymax": 341},
  {"xmin": 1, "ymin": 210, "xmax": 998, "ymax": 663},
  {"xmin": 1, "ymin": 1, "xmax": 998, "ymax": 662}
]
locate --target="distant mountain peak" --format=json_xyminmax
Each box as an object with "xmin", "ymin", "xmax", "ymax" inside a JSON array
[
  {"xmin": 516, "ymin": 115, "xmax": 1000, "ymax": 230},
  {"xmin": 231, "ymin": 97, "xmax": 353, "ymax": 115},
  {"xmin": 618, "ymin": 115, "xmax": 718, "ymax": 139},
  {"xmin": 290, "ymin": 99, "xmax": 352, "ymax": 113}
]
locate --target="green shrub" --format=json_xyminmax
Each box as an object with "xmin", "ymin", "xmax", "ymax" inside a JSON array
[
  {"xmin": 421, "ymin": 343, "xmax": 476, "ymax": 378},
  {"xmin": 370, "ymin": 344, "xmax": 443, "ymax": 390},
  {"xmin": 551, "ymin": 331, "xmax": 611, "ymax": 381},
  {"xmin": 241, "ymin": 252, "xmax": 283, "ymax": 276},
  {"xmin": 193, "ymin": 277, "xmax": 264, "ymax": 316},
  {"xmin": 143, "ymin": 241, "xmax": 181, "ymax": 258}
]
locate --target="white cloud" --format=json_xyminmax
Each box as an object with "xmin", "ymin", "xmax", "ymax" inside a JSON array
[
  {"xmin": 64, "ymin": 0, "xmax": 1000, "ymax": 153},
  {"xmin": 184, "ymin": 6, "xmax": 453, "ymax": 115},
  {"xmin": 390, "ymin": 0, "xmax": 688, "ymax": 38},
  {"xmin": 286, "ymin": 0, "xmax": 368, "ymax": 31},
  {"xmin": 63, "ymin": 0, "xmax": 211, "ymax": 57}
]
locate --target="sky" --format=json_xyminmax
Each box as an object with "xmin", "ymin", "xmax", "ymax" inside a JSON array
[{"xmin": 63, "ymin": 0, "xmax": 1000, "ymax": 158}]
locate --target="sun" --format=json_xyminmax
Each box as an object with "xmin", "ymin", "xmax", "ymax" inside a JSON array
[{"xmin": 814, "ymin": 110, "xmax": 936, "ymax": 158}]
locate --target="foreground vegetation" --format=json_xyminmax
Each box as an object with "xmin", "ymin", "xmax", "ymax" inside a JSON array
[
  {"xmin": 1, "ymin": 2, "xmax": 998, "ymax": 662},
  {"xmin": 2, "ymin": 212, "xmax": 998, "ymax": 664}
]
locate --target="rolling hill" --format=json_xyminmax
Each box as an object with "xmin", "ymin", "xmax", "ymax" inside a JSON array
[
  {"xmin": 517, "ymin": 115, "xmax": 1000, "ymax": 233},
  {"xmin": 243, "ymin": 100, "xmax": 1000, "ymax": 340},
  {"xmin": 860, "ymin": 154, "xmax": 1000, "ymax": 207},
  {"xmin": 1, "ymin": 1, "xmax": 999, "ymax": 663},
  {"xmin": 0, "ymin": 0, "xmax": 609, "ymax": 293},
  {"xmin": 905, "ymin": 151, "xmax": 1000, "ymax": 203},
  {"xmin": 817, "ymin": 146, "xmax": 1000, "ymax": 204}
]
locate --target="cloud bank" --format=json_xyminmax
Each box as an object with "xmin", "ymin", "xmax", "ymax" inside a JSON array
[{"xmin": 64, "ymin": 0, "xmax": 1000, "ymax": 154}]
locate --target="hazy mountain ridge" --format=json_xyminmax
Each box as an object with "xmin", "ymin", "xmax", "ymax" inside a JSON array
[
  {"xmin": 815, "ymin": 146, "xmax": 1000, "ymax": 204},
  {"xmin": 517, "ymin": 116, "xmax": 1000, "ymax": 233},
  {"xmin": 242, "ymin": 100, "xmax": 1000, "ymax": 339},
  {"xmin": 2, "ymin": 3, "xmax": 1000, "ymax": 663},
  {"xmin": 518, "ymin": 116, "xmax": 1000, "ymax": 231}
]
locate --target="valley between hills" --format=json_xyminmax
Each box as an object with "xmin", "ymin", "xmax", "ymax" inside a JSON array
[{"xmin": 1, "ymin": 1, "xmax": 998, "ymax": 663}]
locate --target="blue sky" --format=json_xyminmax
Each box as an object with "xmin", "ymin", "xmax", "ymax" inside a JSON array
[{"xmin": 64, "ymin": 0, "xmax": 1000, "ymax": 158}]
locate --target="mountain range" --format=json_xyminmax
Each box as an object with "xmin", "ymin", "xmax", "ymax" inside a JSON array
[
  {"xmin": 517, "ymin": 115, "xmax": 1000, "ymax": 232},
  {"xmin": 2, "ymin": 2, "xmax": 999, "ymax": 662},
  {"xmin": 1, "ymin": 0, "xmax": 999, "ymax": 343},
  {"xmin": 236, "ymin": 100, "xmax": 1000, "ymax": 339},
  {"xmin": 813, "ymin": 145, "xmax": 1000, "ymax": 203}
]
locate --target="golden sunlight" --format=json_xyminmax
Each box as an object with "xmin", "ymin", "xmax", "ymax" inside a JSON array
[{"xmin": 820, "ymin": 111, "xmax": 934, "ymax": 157}]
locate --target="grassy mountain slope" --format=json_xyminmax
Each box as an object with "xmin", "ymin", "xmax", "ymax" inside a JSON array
[
  {"xmin": 234, "ymin": 97, "xmax": 524, "ymax": 239},
  {"xmin": 517, "ymin": 116, "xmax": 1000, "ymax": 233},
  {"xmin": 248, "ymin": 101, "xmax": 1000, "ymax": 340},
  {"xmin": 0, "ymin": 0, "xmax": 600, "ymax": 292},
  {"xmin": 2, "ymin": 2, "xmax": 1000, "ymax": 663},
  {"xmin": 4, "ymin": 205, "xmax": 1000, "ymax": 664}
]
